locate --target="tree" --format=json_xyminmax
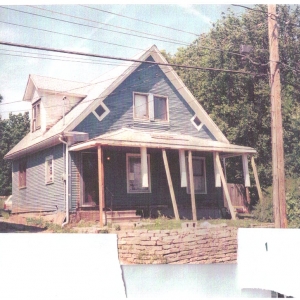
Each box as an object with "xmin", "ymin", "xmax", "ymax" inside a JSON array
[
  {"xmin": 163, "ymin": 5, "xmax": 300, "ymax": 194},
  {"xmin": 0, "ymin": 112, "xmax": 30, "ymax": 195}
]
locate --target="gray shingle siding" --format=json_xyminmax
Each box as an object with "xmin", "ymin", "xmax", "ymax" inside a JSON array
[
  {"xmin": 74, "ymin": 60, "xmax": 216, "ymax": 141},
  {"xmin": 11, "ymin": 144, "xmax": 65, "ymax": 213}
]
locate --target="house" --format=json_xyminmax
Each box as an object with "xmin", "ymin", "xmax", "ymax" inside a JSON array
[{"xmin": 5, "ymin": 45, "xmax": 260, "ymax": 226}]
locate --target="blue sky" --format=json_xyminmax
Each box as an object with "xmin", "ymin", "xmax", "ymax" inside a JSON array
[{"xmin": 0, "ymin": 3, "xmax": 248, "ymax": 119}]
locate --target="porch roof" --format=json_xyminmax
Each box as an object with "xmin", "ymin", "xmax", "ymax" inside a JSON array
[{"xmin": 69, "ymin": 128, "xmax": 256, "ymax": 155}]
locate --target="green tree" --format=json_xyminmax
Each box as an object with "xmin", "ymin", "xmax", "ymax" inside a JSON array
[
  {"xmin": 0, "ymin": 112, "xmax": 30, "ymax": 195},
  {"xmin": 163, "ymin": 5, "xmax": 300, "ymax": 194}
]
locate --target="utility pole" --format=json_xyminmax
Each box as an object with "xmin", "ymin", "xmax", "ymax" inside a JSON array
[{"xmin": 268, "ymin": 4, "xmax": 287, "ymax": 228}]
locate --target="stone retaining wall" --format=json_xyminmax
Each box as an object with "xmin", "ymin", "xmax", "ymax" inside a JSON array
[{"xmin": 117, "ymin": 226, "xmax": 238, "ymax": 264}]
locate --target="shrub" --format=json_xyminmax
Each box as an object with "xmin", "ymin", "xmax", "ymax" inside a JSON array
[{"xmin": 252, "ymin": 177, "xmax": 300, "ymax": 227}]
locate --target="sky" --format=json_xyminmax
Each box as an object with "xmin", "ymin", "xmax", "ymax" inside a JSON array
[{"xmin": 0, "ymin": 3, "xmax": 249, "ymax": 119}]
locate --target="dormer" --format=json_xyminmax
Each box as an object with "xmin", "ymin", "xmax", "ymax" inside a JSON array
[{"xmin": 23, "ymin": 75, "xmax": 89, "ymax": 138}]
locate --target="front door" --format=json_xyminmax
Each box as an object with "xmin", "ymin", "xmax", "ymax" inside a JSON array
[{"xmin": 82, "ymin": 153, "xmax": 99, "ymax": 206}]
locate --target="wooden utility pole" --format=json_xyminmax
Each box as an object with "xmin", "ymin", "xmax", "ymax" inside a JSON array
[{"xmin": 268, "ymin": 4, "xmax": 287, "ymax": 228}]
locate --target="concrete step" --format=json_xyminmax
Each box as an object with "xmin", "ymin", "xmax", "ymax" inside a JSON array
[
  {"xmin": 106, "ymin": 210, "xmax": 137, "ymax": 217},
  {"xmin": 106, "ymin": 215, "xmax": 141, "ymax": 223}
]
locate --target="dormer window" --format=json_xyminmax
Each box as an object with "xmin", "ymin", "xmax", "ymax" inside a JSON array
[
  {"xmin": 32, "ymin": 100, "xmax": 41, "ymax": 132},
  {"xmin": 133, "ymin": 93, "xmax": 168, "ymax": 121}
]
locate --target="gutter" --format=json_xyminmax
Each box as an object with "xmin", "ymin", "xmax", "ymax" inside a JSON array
[{"xmin": 59, "ymin": 135, "xmax": 69, "ymax": 227}]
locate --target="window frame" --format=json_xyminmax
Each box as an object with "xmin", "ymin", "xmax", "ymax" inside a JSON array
[
  {"xmin": 45, "ymin": 155, "xmax": 54, "ymax": 185},
  {"xmin": 32, "ymin": 100, "xmax": 41, "ymax": 132},
  {"xmin": 133, "ymin": 92, "xmax": 169, "ymax": 122},
  {"xmin": 153, "ymin": 94, "xmax": 168, "ymax": 121},
  {"xmin": 186, "ymin": 156, "xmax": 207, "ymax": 194},
  {"xmin": 126, "ymin": 153, "xmax": 151, "ymax": 194},
  {"xmin": 19, "ymin": 160, "xmax": 27, "ymax": 189},
  {"xmin": 191, "ymin": 115, "xmax": 204, "ymax": 131},
  {"xmin": 92, "ymin": 102, "xmax": 110, "ymax": 121}
]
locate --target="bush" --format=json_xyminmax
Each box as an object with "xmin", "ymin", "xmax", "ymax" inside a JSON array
[{"xmin": 252, "ymin": 177, "xmax": 300, "ymax": 227}]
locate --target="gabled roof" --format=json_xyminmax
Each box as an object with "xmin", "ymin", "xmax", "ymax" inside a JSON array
[
  {"xmin": 5, "ymin": 45, "xmax": 231, "ymax": 160},
  {"xmin": 23, "ymin": 74, "xmax": 90, "ymax": 101}
]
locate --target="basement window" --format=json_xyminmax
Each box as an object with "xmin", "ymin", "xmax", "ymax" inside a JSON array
[
  {"xmin": 126, "ymin": 154, "xmax": 151, "ymax": 193},
  {"xmin": 32, "ymin": 100, "xmax": 41, "ymax": 132},
  {"xmin": 186, "ymin": 157, "xmax": 207, "ymax": 194},
  {"xmin": 19, "ymin": 160, "xmax": 27, "ymax": 189},
  {"xmin": 45, "ymin": 156, "xmax": 54, "ymax": 184},
  {"xmin": 92, "ymin": 103, "xmax": 110, "ymax": 121},
  {"xmin": 191, "ymin": 115, "xmax": 204, "ymax": 131}
]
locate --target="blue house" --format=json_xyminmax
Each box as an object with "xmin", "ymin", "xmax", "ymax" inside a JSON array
[{"xmin": 5, "ymin": 45, "xmax": 258, "ymax": 226}]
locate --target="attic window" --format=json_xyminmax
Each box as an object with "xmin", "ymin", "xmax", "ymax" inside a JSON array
[
  {"xmin": 32, "ymin": 100, "xmax": 41, "ymax": 132},
  {"xmin": 133, "ymin": 93, "xmax": 168, "ymax": 121},
  {"xmin": 191, "ymin": 115, "xmax": 203, "ymax": 131},
  {"xmin": 92, "ymin": 103, "xmax": 110, "ymax": 121}
]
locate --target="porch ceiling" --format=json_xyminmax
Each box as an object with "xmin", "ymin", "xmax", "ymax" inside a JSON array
[{"xmin": 69, "ymin": 128, "xmax": 256, "ymax": 155}]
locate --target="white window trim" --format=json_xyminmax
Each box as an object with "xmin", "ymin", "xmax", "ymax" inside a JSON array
[
  {"xmin": 32, "ymin": 100, "xmax": 41, "ymax": 132},
  {"xmin": 45, "ymin": 155, "xmax": 54, "ymax": 185},
  {"xmin": 133, "ymin": 92, "xmax": 169, "ymax": 122},
  {"xmin": 191, "ymin": 115, "xmax": 204, "ymax": 131},
  {"xmin": 186, "ymin": 156, "xmax": 207, "ymax": 194},
  {"xmin": 92, "ymin": 102, "xmax": 110, "ymax": 121},
  {"xmin": 126, "ymin": 153, "xmax": 151, "ymax": 194}
]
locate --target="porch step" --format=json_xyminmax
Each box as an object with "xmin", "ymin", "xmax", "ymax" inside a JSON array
[{"xmin": 106, "ymin": 210, "xmax": 141, "ymax": 223}]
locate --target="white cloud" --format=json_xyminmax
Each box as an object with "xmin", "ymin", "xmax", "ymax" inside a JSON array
[{"xmin": 177, "ymin": 4, "xmax": 211, "ymax": 24}]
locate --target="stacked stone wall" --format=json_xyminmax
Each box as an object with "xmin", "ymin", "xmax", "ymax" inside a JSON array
[{"xmin": 117, "ymin": 226, "xmax": 238, "ymax": 264}]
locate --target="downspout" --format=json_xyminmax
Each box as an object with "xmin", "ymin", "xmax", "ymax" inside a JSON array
[{"xmin": 59, "ymin": 135, "xmax": 69, "ymax": 227}]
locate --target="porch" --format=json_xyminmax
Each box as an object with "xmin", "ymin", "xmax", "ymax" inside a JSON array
[{"xmin": 68, "ymin": 128, "xmax": 260, "ymax": 226}]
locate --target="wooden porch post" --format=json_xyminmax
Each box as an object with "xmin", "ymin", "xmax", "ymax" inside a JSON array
[
  {"xmin": 162, "ymin": 149, "xmax": 180, "ymax": 220},
  {"xmin": 251, "ymin": 156, "xmax": 264, "ymax": 203},
  {"xmin": 188, "ymin": 150, "xmax": 197, "ymax": 221},
  {"xmin": 98, "ymin": 145, "xmax": 104, "ymax": 227},
  {"xmin": 215, "ymin": 152, "xmax": 236, "ymax": 220}
]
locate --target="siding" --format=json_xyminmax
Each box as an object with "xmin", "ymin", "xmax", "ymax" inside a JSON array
[
  {"xmin": 74, "ymin": 59, "xmax": 216, "ymax": 141},
  {"xmin": 11, "ymin": 144, "xmax": 65, "ymax": 213}
]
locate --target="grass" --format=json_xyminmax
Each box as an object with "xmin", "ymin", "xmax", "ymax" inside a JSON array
[
  {"xmin": 26, "ymin": 217, "xmax": 77, "ymax": 233},
  {"xmin": 133, "ymin": 215, "xmax": 273, "ymax": 231}
]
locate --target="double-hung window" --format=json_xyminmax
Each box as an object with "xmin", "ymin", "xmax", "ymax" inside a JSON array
[
  {"xmin": 126, "ymin": 154, "xmax": 151, "ymax": 193},
  {"xmin": 19, "ymin": 161, "xmax": 27, "ymax": 189},
  {"xmin": 32, "ymin": 100, "xmax": 41, "ymax": 132},
  {"xmin": 133, "ymin": 93, "xmax": 168, "ymax": 121},
  {"xmin": 186, "ymin": 157, "xmax": 207, "ymax": 194},
  {"xmin": 45, "ymin": 156, "xmax": 54, "ymax": 184}
]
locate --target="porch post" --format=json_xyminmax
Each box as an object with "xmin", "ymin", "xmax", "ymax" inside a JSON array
[
  {"xmin": 162, "ymin": 149, "xmax": 180, "ymax": 220},
  {"xmin": 98, "ymin": 145, "xmax": 104, "ymax": 227},
  {"xmin": 242, "ymin": 154, "xmax": 251, "ymax": 187},
  {"xmin": 140, "ymin": 147, "xmax": 148, "ymax": 188},
  {"xmin": 179, "ymin": 149, "xmax": 187, "ymax": 187},
  {"xmin": 251, "ymin": 156, "xmax": 264, "ymax": 203},
  {"xmin": 213, "ymin": 152, "xmax": 221, "ymax": 187},
  {"xmin": 188, "ymin": 150, "xmax": 197, "ymax": 221},
  {"xmin": 215, "ymin": 152, "xmax": 236, "ymax": 220}
]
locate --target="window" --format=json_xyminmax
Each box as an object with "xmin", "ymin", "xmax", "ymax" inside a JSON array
[
  {"xmin": 126, "ymin": 154, "xmax": 151, "ymax": 193},
  {"xmin": 154, "ymin": 96, "xmax": 167, "ymax": 121},
  {"xmin": 45, "ymin": 156, "xmax": 54, "ymax": 184},
  {"xmin": 191, "ymin": 115, "xmax": 204, "ymax": 131},
  {"xmin": 92, "ymin": 102, "xmax": 110, "ymax": 121},
  {"xmin": 186, "ymin": 157, "xmax": 207, "ymax": 194},
  {"xmin": 134, "ymin": 93, "xmax": 149, "ymax": 119},
  {"xmin": 32, "ymin": 100, "xmax": 41, "ymax": 132},
  {"xmin": 19, "ymin": 161, "xmax": 27, "ymax": 189},
  {"xmin": 133, "ymin": 93, "xmax": 168, "ymax": 121}
]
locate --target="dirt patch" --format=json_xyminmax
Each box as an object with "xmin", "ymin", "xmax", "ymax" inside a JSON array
[{"xmin": 0, "ymin": 218, "xmax": 46, "ymax": 233}]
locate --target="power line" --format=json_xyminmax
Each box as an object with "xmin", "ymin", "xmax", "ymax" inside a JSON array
[
  {"xmin": 29, "ymin": 5, "xmax": 190, "ymax": 46},
  {"xmin": 0, "ymin": 6, "xmax": 189, "ymax": 47},
  {"xmin": 0, "ymin": 41, "xmax": 259, "ymax": 75},
  {"xmin": 80, "ymin": 5, "xmax": 200, "ymax": 37}
]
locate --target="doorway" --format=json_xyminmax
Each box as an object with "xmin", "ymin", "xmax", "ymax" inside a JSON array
[{"xmin": 82, "ymin": 152, "xmax": 99, "ymax": 206}]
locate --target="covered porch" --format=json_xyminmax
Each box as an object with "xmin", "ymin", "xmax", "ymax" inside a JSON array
[{"xmin": 69, "ymin": 128, "xmax": 259, "ymax": 226}]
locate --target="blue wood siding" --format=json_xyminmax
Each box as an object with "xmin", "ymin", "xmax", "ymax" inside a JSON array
[
  {"xmin": 11, "ymin": 144, "xmax": 65, "ymax": 213},
  {"xmin": 74, "ymin": 59, "xmax": 216, "ymax": 141}
]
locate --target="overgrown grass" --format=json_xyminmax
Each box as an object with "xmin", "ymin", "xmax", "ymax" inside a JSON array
[{"xmin": 26, "ymin": 217, "xmax": 77, "ymax": 233}]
